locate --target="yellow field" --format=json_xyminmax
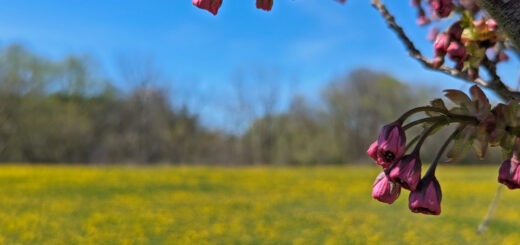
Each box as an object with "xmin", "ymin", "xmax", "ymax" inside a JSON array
[{"xmin": 0, "ymin": 165, "xmax": 518, "ymax": 244}]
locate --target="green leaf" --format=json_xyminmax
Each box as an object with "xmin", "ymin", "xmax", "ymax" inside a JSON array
[
  {"xmin": 444, "ymin": 89, "xmax": 475, "ymax": 114},
  {"xmin": 504, "ymin": 100, "xmax": 520, "ymax": 127},
  {"xmin": 426, "ymin": 99, "xmax": 448, "ymax": 116},
  {"xmin": 469, "ymin": 85, "xmax": 490, "ymax": 113}
]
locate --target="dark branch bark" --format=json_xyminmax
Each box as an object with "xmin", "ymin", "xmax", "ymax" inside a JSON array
[
  {"xmin": 371, "ymin": 0, "xmax": 520, "ymax": 101},
  {"xmin": 478, "ymin": 0, "xmax": 520, "ymax": 51}
]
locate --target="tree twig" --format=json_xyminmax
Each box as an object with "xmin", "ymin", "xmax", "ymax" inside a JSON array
[{"xmin": 370, "ymin": 0, "xmax": 520, "ymax": 102}]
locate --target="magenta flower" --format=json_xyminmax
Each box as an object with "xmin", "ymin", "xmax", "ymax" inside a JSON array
[
  {"xmin": 409, "ymin": 175, "xmax": 442, "ymax": 215},
  {"xmin": 371, "ymin": 122, "xmax": 406, "ymax": 168},
  {"xmin": 192, "ymin": 0, "xmax": 223, "ymax": 15},
  {"xmin": 389, "ymin": 153, "xmax": 422, "ymax": 191},
  {"xmin": 372, "ymin": 172, "xmax": 401, "ymax": 204},
  {"xmin": 256, "ymin": 0, "xmax": 273, "ymax": 11},
  {"xmin": 498, "ymin": 158, "xmax": 520, "ymax": 189}
]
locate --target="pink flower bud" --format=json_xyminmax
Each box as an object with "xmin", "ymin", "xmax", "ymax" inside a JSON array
[
  {"xmin": 367, "ymin": 141, "xmax": 379, "ymax": 161},
  {"xmin": 447, "ymin": 41, "xmax": 466, "ymax": 62},
  {"xmin": 409, "ymin": 175, "xmax": 442, "ymax": 215},
  {"xmin": 486, "ymin": 19, "xmax": 498, "ymax": 31},
  {"xmin": 430, "ymin": 0, "xmax": 453, "ymax": 18},
  {"xmin": 448, "ymin": 22, "xmax": 463, "ymax": 40},
  {"xmin": 193, "ymin": 0, "xmax": 223, "ymax": 15},
  {"xmin": 498, "ymin": 158, "xmax": 520, "ymax": 189},
  {"xmin": 389, "ymin": 153, "xmax": 422, "ymax": 191},
  {"xmin": 374, "ymin": 122, "xmax": 406, "ymax": 168},
  {"xmin": 372, "ymin": 172, "xmax": 401, "ymax": 204},
  {"xmin": 433, "ymin": 33, "xmax": 450, "ymax": 56},
  {"xmin": 256, "ymin": 0, "xmax": 273, "ymax": 11}
]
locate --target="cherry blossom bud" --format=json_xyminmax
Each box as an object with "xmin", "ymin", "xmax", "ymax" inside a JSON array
[
  {"xmin": 389, "ymin": 153, "xmax": 422, "ymax": 191},
  {"xmin": 192, "ymin": 0, "xmax": 223, "ymax": 15},
  {"xmin": 367, "ymin": 141, "xmax": 379, "ymax": 161},
  {"xmin": 374, "ymin": 122, "xmax": 406, "ymax": 168},
  {"xmin": 498, "ymin": 157, "xmax": 520, "ymax": 189},
  {"xmin": 447, "ymin": 41, "xmax": 466, "ymax": 62},
  {"xmin": 372, "ymin": 172, "xmax": 401, "ymax": 204},
  {"xmin": 434, "ymin": 33, "xmax": 450, "ymax": 56},
  {"xmin": 448, "ymin": 22, "xmax": 463, "ymax": 40},
  {"xmin": 486, "ymin": 19, "xmax": 498, "ymax": 31},
  {"xmin": 409, "ymin": 175, "xmax": 442, "ymax": 215},
  {"xmin": 430, "ymin": 0, "xmax": 453, "ymax": 18},
  {"xmin": 256, "ymin": 0, "xmax": 273, "ymax": 11}
]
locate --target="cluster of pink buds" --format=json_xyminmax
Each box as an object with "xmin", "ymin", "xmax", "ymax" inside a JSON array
[
  {"xmin": 412, "ymin": 0, "xmax": 508, "ymax": 80},
  {"xmin": 368, "ymin": 85, "xmax": 520, "ymax": 215},
  {"xmin": 368, "ymin": 121, "xmax": 442, "ymax": 215},
  {"xmin": 411, "ymin": 0, "xmax": 454, "ymax": 25},
  {"xmin": 193, "ymin": 0, "xmax": 346, "ymax": 15}
]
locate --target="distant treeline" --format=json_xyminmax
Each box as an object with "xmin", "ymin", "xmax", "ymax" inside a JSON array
[{"xmin": 0, "ymin": 44, "xmax": 500, "ymax": 164}]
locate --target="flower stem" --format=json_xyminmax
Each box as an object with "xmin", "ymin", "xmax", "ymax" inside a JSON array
[
  {"xmin": 397, "ymin": 106, "xmax": 449, "ymax": 124},
  {"xmin": 399, "ymin": 107, "xmax": 479, "ymax": 128},
  {"xmin": 411, "ymin": 120, "xmax": 446, "ymax": 154},
  {"xmin": 425, "ymin": 128, "xmax": 462, "ymax": 177}
]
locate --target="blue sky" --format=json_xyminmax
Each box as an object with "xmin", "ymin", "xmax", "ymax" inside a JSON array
[{"xmin": 0, "ymin": 1, "xmax": 517, "ymax": 129}]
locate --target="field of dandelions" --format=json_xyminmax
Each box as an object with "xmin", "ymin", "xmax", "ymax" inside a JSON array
[{"xmin": 0, "ymin": 165, "xmax": 518, "ymax": 244}]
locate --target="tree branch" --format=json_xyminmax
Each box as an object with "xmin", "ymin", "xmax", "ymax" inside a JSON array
[
  {"xmin": 371, "ymin": 0, "xmax": 520, "ymax": 101},
  {"xmin": 477, "ymin": 0, "xmax": 520, "ymax": 51}
]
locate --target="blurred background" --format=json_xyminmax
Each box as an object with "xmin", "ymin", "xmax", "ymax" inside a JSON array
[{"xmin": 0, "ymin": 0, "xmax": 517, "ymax": 165}]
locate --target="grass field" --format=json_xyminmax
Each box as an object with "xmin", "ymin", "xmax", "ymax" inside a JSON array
[{"xmin": 0, "ymin": 165, "xmax": 518, "ymax": 244}]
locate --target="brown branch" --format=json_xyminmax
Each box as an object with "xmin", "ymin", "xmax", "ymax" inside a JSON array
[{"xmin": 370, "ymin": 0, "xmax": 520, "ymax": 102}]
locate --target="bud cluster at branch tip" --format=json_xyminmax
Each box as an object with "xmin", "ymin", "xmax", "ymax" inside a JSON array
[{"xmin": 367, "ymin": 85, "xmax": 520, "ymax": 215}]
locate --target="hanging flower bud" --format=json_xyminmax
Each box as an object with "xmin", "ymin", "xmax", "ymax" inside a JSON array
[
  {"xmin": 372, "ymin": 172, "xmax": 401, "ymax": 204},
  {"xmin": 409, "ymin": 175, "xmax": 442, "ymax": 215},
  {"xmin": 369, "ymin": 122, "xmax": 406, "ymax": 168},
  {"xmin": 498, "ymin": 157, "xmax": 520, "ymax": 189},
  {"xmin": 389, "ymin": 153, "xmax": 422, "ymax": 191},
  {"xmin": 193, "ymin": 0, "xmax": 223, "ymax": 15},
  {"xmin": 256, "ymin": 0, "xmax": 273, "ymax": 11}
]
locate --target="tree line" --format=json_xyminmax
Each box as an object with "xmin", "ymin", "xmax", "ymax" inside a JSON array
[{"xmin": 0, "ymin": 44, "xmax": 496, "ymax": 164}]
